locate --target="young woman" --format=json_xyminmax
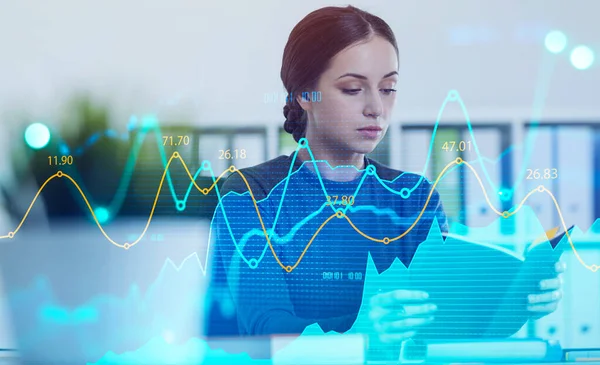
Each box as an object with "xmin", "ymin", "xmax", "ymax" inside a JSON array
[{"xmin": 209, "ymin": 5, "xmax": 563, "ymax": 346}]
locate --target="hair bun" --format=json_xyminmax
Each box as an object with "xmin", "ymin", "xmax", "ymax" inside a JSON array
[
  {"xmin": 283, "ymin": 101, "xmax": 307, "ymax": 142},
  {"xmin": 283, "ymin": 104, "xmax": 292, "ymax": 120}
]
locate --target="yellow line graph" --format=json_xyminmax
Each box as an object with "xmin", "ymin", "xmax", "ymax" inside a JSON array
[{"xmin": 0, "ymin": 152, "xmax": 595, "ymax": 273}]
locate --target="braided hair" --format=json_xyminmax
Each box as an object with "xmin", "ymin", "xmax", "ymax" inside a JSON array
[{"xmin": 283, "ymin": 97, "xmax": 307, "ymax": 143}]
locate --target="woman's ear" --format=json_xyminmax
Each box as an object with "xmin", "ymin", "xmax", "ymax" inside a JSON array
[{"xmin": 296, "ymin": 91, "xmax": 313, "ymax": 112}]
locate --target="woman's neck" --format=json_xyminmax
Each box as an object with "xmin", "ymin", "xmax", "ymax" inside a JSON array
[{"xmin": 296, "ymin": 143, "xmax": 365, "ymax": 182}]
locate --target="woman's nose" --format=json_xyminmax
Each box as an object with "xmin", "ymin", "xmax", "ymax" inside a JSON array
[{"xmin": 364, "ymin": 90, "xmax": 384, "ymax": 118}]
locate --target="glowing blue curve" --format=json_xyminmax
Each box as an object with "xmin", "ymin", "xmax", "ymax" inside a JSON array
[
  {"xmin": 56, "ymin": 121, "xmax": 185, "ymax": 218},
  {"xmin": 211, "ymin": 143, "xmax": 428, "ymax": 268},
  {"xmin": 512, "ymin": 51, "xmax": 557, "ymax": 191},
  {"xmin": 404, "ymin": 90, "xmax": 505, "ymax": 197},
  {"xmin": 48, "ymin": 118, "xmax": 523, "ymax": 270},
  {"xmin": 58, "ymin": 129, "xmax": 130, "ymax": 157},
  {"xmin": 236, "ymin": 202, "xmax": 412, "ymax": 264},
  {"xmin": 212, "ymin": 140, "xmax": 522, "ymax": 269}
]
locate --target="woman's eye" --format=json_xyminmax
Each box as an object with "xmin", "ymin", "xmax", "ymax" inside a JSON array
[{"xmin": 342, "ymin": 88, "xmax": 397, "ymax": 95}]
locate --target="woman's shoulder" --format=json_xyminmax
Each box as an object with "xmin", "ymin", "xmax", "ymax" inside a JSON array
[{"xmin": 220, "ymin": 155, "xmax": 295, "ymax": 201}]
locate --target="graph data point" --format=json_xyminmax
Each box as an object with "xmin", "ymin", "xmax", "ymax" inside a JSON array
[
  {"xmin": 591, "ymin": 264, "xmax": 599, "ymax": 272},
  {"xmin": 383, "ymin": 237, "xmax": 390, "ymax": 244},
  {"xmin": 284, "ymin": 265, "xmax": 293, "ymax": 272},
  {"xmin": 248, "ymin": 258, "xmax": 258, "ymax": 269},
  {"xmin": 173, "ymin": 152, "xmax": 180, "ymax": 159},
  {"xmin": 447, "ymin": 90, "xmax": 459, "ymax": 101},
  {"xmin": 56, "ymin": 171, "xmax": 63, "ymax": 178},
  {"xmin": 201, "ymin": 188, "xmax": 209, "ymax": 195},
  {"xmin": 455, "ymin": 157, "xmax": 463, "ymax": 164},
  {"xmin": 176, "ymin": 201, "xmax": 186, "ymax": 211},
  {"xmin": 202, "ymin": 161, "xmax": 211, "ymax": 169},
  {"xmin": 298, "ymin": 138, "xmax": 308, "ymax": 148},
  {"xmin": 229, "ymin": 166, "xmax": 236, "ymax": 173},
  {"xmin": 366, "ymin": 164, "xmax": 376, "ymax": 175},
  {"xmin": 400, "ymin": 188, "xmax": 411, "ymax": 199},
  {"xmin": 502, "ymin": 211, "xmax": 510, "ymax": 218},
  {"xmin": 335, "ymin": 209, "xmax": 344, "ymax": 218},
  {"xmin": 537, "ymin": 185, "xmax": 545, "ymax": 192},
  {"xmin": 124, "ymin": 243, "xmax": 130, "ymax": 250},
  {"xmin": 8, "ymin": 232, "xmax": 14, "ymax": 239}
]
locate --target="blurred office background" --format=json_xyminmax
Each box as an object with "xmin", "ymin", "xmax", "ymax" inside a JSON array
[{"xmin": 0, "ymin": 0, "xmax": 599, "ymax": 352}]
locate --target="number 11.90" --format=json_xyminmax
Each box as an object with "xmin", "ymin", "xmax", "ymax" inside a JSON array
[{"xmin": 48, "ymin": 155, "xmax": 73, "ymax": 166}]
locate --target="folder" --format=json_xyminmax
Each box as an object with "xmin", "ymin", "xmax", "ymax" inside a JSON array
[{"xmin": 407, "ymin": 226, "xmax": 574, "ymax": 340}]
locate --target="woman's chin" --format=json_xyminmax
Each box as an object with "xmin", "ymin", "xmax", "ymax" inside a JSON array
[{"xmin": 351, "ymin": 140, "xmax": 380, "ymax": 154}]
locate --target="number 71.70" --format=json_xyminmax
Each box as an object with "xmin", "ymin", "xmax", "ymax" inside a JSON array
[{"xmin": 162, "ymin": 136, "xmax": 190, "ymax": 146}]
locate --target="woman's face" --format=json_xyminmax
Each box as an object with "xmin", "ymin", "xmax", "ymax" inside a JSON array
[{"xmin": 300, "ymin": 35, "xmax": 399, "ymax": 155}]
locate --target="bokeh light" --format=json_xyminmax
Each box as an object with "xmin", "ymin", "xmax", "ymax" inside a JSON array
[
  {"xmin": 24, "ymin": 122, "xmax": 51, "ymax": 150},
  {"xmin": 94, "ymin": 207, "xmax": 110, "ymax": 224},
  {"xmin": 570, "ymin": 45, "xmax": 595, "ymax": 70},
  {"xmin": 544, "ymin": 30, "xmax": 567, "ymax": 54},
  {"xmin": 127, "ymin": 115, "xmax": 138, "ymax": 130},
  {"xmin": 141, "ymin": 114, "xmax": 158, "ymax": 128}
]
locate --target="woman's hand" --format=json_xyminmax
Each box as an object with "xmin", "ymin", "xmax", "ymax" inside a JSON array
[
  {"xmin": 368, "ymin": 289, "xmax": 436, "ymax": 344},
  {"xmin": 527, "ymin": 261, "xmax": 566, "ymax": 319}
]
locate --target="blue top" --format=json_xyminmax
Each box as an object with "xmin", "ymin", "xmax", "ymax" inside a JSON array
[{"xmin": 209, "ymin": 152, "xmax": 448, "ymax": 336}]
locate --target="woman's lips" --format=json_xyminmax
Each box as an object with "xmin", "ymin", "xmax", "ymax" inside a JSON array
[{"xmin": 357, "ymin": 127, "xmax": 382, "ymax": 139}]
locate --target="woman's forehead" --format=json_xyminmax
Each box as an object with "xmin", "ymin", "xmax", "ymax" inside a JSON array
[{"xmin": 322, "ymin": 37, "xmax": 398, "ymax": 81}]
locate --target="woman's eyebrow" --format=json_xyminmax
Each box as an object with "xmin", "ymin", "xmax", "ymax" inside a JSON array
[{"xmin": 336, "ymin": 71, "xmax": 398, "ymax": 80}]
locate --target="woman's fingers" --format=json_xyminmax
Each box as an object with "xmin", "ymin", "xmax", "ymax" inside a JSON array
[
  {"xmin": 369, "ymin": 290, "xmax": 437, "ymax": 344},
  {"xmin": 528, "ymin": 289, "xmax": 562, "ymax": 304},
  {"xmin": 403, "ymin": 303, "xmax": 437, "ymax": 316},
  {"xmin": 539, "ymin": 276, "xmax": 562, "ymax": 290},
  {"xmin": 528, "ymin": 301, "xmax": 559, "ymax": 314}
]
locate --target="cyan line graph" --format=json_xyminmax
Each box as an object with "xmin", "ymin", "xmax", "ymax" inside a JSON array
[
  {"xmin": 57, "ymin": 114, "xmax": 144, "ymax": 157},
  {"xmin": 46, "ymin": 89, "xmax": 534, "ymax": 221},
  {"xmin": 232, "ymin": 200, "xmax": 419, "ymax": 266},
  {"xmin": 12, "ymin": 135, "xmax": 596, "ymax": 271},
  {"xmin": 218, "ymin": 141, "xmax": 409, "ymax": 269},
  {"xmin": 211, "ymin": 140, "xmax": 531, "ymax": 270},
  {"xmin": 55, "ymin": 115, "xmax": 195, "ymax": 220}
]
